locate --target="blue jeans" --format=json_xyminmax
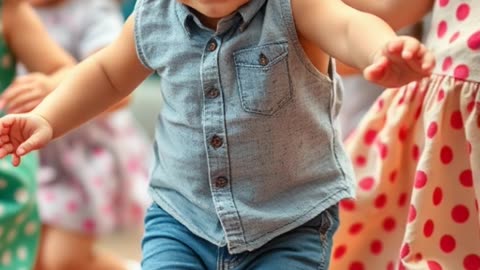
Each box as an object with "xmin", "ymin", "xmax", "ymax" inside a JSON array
[{"xmin": 142, "ymin": 203, "xmax": 339, "ymax": 270}]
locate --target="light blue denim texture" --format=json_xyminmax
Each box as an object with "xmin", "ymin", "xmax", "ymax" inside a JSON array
[
  {"xmin": 142, "ymin": 203, "xmax": 339, "ymax": 270},
  {"xmin": 134, "ymin": 0, "xmax": 355, "ymax": 254}
]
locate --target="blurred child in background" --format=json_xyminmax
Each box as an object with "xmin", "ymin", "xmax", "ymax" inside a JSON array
[
  {"xmin": 0, "ymin": 0, "xmax": 74, "ymax": 269},
  {"xmin": 12, "ymin": 0, "xmax": 150, "ymax": 269}
]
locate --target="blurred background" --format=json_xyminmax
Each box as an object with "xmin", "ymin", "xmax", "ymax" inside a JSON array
[
  {"xmin": 99, "ymin": 0, "xmax": 162, "ymax": 263},
  {"xmin": 97, "ymin": 76, "xmax": 162, "ymax": 262}
]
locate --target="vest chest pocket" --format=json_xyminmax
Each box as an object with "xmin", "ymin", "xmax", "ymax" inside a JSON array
[{"xmin": 234, "ymin": 42, "xmax": 292, "ymax": 116}]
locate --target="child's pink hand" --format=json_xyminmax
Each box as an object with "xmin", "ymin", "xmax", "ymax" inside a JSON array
[
  {"xmin": 363, "ymin": 36, "xmax": 435, "ymax": 88},
  {"xmin": 0, "ymin": 113, "xmax": 53, "ymax": 166}
]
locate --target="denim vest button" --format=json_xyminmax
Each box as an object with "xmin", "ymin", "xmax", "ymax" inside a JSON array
[
  {"xmin": 206, "ymin": 88, "xmax": 220, "ymax": 99},
  {"xmin": 207, "ymin": 40, "xmax": 217, "ymax": 52},
  {"xmin": 259, "ymin": 53, "xmax": 269, "ymax": 66},
  {"xmin": 210, "ymin": 135, "xmax": 223, "ymax": 149},
  {"xmin": 215, "ymin": 177, "xmax": 228, "ymax": 188}
]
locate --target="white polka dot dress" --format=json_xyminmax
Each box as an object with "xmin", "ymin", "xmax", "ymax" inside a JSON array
[{"xmin": 331, "ymin": 1, "xmax": 480, "ymax": 269}]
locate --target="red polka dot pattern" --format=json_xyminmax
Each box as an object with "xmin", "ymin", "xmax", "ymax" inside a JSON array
[
  {"xmin": 370, "ymin": 240, "xmax": 383, "ymax": 255},
  {"xmin": 433, "ymin": 187, "xmax": 443, "ymax": 206},
  {"xmin": 437, "ymin": 21, "xmax": 448, "ymax": 38},
  {"xmin": 463, "ymin": 254, "xmax": 480, "ymax": 270},
  {"xmin": 400, "ymin": 243, "xmax": 410, "ymax": 258},
  {"xmin": 449, "ymin": 31, "xmax": 460, "ymax": 43},
  {"xmin": 453, "ymin": 64, "xmax": 469, "ymax": 80},
  {"xmin": 459, "ymin": 170, "xmax": 473, "ymax": 187},
  {"xmin": 442, "ymin": 57, "xmax": 452, "ymax": 71},
  {"xmin": 468, "ymin": 31, "xmax": 480, "ymax": 50},
  {"xmin": 415, "ymin": 171, "xmax": 428, "ymax": 188},
  {"xmin": 440, "ymin": 146, "xmax": 453, "ymax": 164},
  {"xmin": 364, "ymin": 130, "xmax": 377, "ymax": 145},
  {"xmin": 349, "ymin": 222, "xmax": 363, "ymax": 235},
  {"xmin": 456, "ymin": 3, "xmax": 470, "ymax": 20},
  {"xmin": 330, "ymin": 2, "xmax": 480, "ymax": 268},
  {"xmin": 440, "ymin": 234, "xmax": 456, "ymax": 253},
  {"xmin": 424, "ymin": 219, "xmax": 434, "ymax": 237},
  {"xmin": 451, "ymin": 205, "xmax": 470, "ymax": 223},
  {"xmin": 333, "ymin": 245, "xmax": 347, "ymax": 260},
  {"xmin": 428, "ymin": 261, "xmax": 443, "ymax": 270},
  {"xmin": 349, "ymin": 262, "xmax": 364, "ymax": 270},
  {"xmin": 359, "ymin": 177, "xmax": 375, "ymax": 191},
  {"xmin": 408, "ymin": 205, "xmax": 417, "ymax": 223},
  {"xmin": 374, "ymin": 193, "xmax": 387, "ymax": 209},
  {"xmin": 450, "ymin": 110, "xmax": 463, "ymax": 129},
  {"xmin": 340, "ymin": 199, "xmax": 356, "ymax": 211},
  {"xmin": 427, "ymin": 122, "xmax": 438, "ymax": 138}
]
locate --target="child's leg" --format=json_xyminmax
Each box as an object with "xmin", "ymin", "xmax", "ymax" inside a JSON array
[
  {"xmin": 34, "ymin": 224, "xmax": 127, "ymax": 270},
  {"xmin": 231, "ymin": 205, "xmax": 338, "ymax": 270},
  {"xmin": 142, "ymin": 204, "xmax": 217, "ymax": 270},
  {"xmin": 142, "ymin": 203, "xmax": 338, "ymax": 270}
]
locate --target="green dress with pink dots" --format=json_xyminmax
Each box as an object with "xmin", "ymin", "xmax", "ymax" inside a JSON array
[{"xmin": 0, "ymin": 2, "xmax": 41, "ymax": 269}]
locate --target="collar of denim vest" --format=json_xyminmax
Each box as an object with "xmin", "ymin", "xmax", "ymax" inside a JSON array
[{"xmin": 175, "ymin": 0, "xmax": 267, "ymax": 36}]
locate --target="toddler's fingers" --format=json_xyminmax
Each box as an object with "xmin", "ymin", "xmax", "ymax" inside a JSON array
[
  {"xmin": 12, "ymin": 154, "xmax": 21, "ymax": 167},
  {"xmin": 401, "ymin": 39, "xmax": 420, "ymax": 60},
  {"xmin": 1, "ymin": 115, "xmax": 16, "ymax": 128},
  {"xmin": 16, "ymin": 129, "xmax": 49, "ymax": 156},
  {"xmin": 364, "ymin": 56, "xmax": 388, "ymax": 81},
  {"xmin": 387, "ymin": 39, "xmax": 405, "ymax": 55},
  {"xmin": 421, "ymin": 52, "xmax": 436, "ymax": 72},
  {"xmin": 0, "ymin": 143, "xmax": 14, "ymax": 159},
  {"xmin": 0, "ymin": 127, "xmax": 10, "ymax": 136},
  {"xmin": 415, "ymin": 44, "xmax": 427, "ymax": 58},
  {"xmin": 0, "ymin": 135, "xmax": 10, "ymax": 143}
]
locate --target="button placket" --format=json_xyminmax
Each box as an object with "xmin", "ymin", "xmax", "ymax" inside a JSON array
[
  {"xmin": 206, "ymin": 88, "xmax": 220, "ymax": 99},
  {"xmin": 200, "ymin": 35, "xmax": 245, "ymax": 247},
  {"xmin": 215, "ymin": 176, "xmax": 228, "ymax": 188},
  {"xmin": 210, "ymin": 135, "xmax": 223, "ymax": 149},
  {"xmin": 207, "ymin": 39, "xmax": 217, "ymax": 52}
]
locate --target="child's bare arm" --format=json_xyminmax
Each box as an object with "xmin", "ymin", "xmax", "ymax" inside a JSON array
[
  {"xmin": 292, "ymin": 0, "xmax": 397, "ymax": 70},
  {"xmin": 342, "ymin": 0, "xmax": 433, "ymax": 30},
  {"xmin": 3, "ymin": 1, "xmax": 75, "ymax": 74},
  {"xmin": 31, "ymin": 16, "xmax": 152, "ymax": 138},
  {"xmin": 292, "ymin": 0, "xmax": 434, "ymax": 87}
]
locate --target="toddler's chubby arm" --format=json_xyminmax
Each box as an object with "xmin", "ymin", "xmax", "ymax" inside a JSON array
[
  {"xmin": 291, "ymin": 0, "xmax": 435, "ymax": 88},
  {"xmin": 342, "ymin": 0, "xmax": 434, "ymax": 30},
  {"xmin": 0, "ymin": 17, "xmax": 152, "ymax": 165}
]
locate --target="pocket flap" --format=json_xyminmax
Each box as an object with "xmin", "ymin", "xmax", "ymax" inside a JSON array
[{"xmin": 234, "ymin": 42, "xmax": 288, "ymax": 68}]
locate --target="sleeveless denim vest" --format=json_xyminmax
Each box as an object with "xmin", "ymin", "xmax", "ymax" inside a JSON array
[{"xmin": 134, "ymin": 0, "xmax": 355, "ymax": 254}]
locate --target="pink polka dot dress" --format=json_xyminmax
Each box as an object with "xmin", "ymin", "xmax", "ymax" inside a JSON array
[{"xmin": 330, "ymin": 1, "xmax": 480, "ymax": 269}]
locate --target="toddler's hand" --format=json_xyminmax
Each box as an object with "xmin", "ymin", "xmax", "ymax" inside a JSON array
[
  {"xmin": 0, "ymin": 113, "xmax": 53, "ymax": 166},
  {"xmin": 364, "ymin": 36, "xmax": 435, "ymax": 88},
  {"xmin": 0, "ymin": 73, "xmax": 53, "ymax": 114}
]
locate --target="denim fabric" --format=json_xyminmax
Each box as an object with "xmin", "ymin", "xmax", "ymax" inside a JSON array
[
  {"xmin": 134, "ymin": 0, "xmax": 355, "ymax": 254},
  {"xmin": 142, "ymin": 203, "xmax": 339, "ymax": 270}
]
